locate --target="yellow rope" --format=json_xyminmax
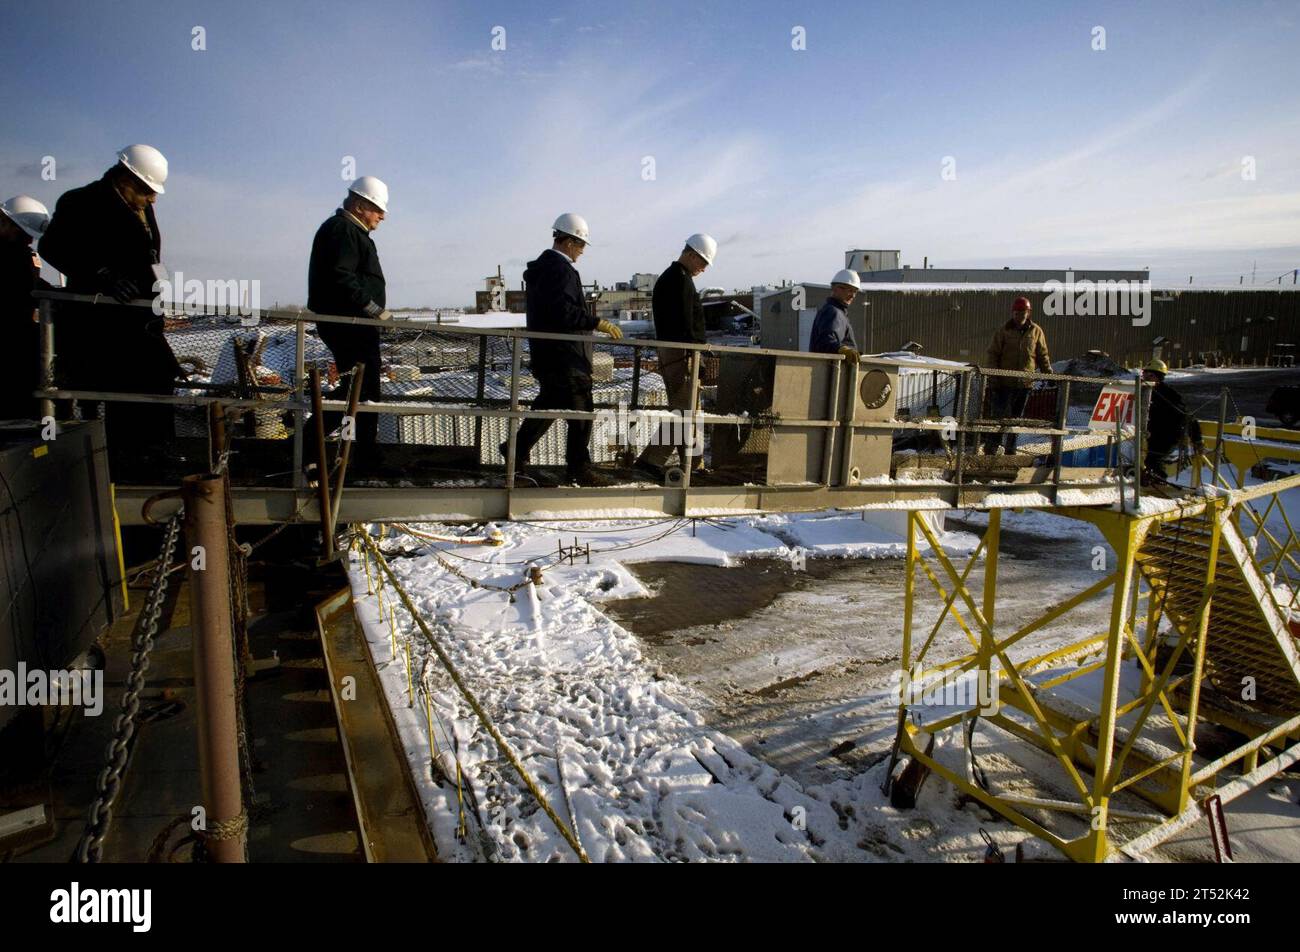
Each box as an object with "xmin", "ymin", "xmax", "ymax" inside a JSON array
[{"xmin": 360, "ymin": 532, "xmax": 590, "ymax": 863}]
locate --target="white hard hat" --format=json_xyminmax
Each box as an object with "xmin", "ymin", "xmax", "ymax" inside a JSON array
[
  {"xmin": 0, "ymin": 195, "xmax": 50, "ymax": 239},
  {"xmin": 685, "ymin": 233, "xmax": 717, "ymax": 266},
  {"xmin": 552, "ymin": 212, "xmax": 590, "ymax": 245},
  {"xmin": 116, "ymin": 144, "xmax": 168, "ymax": 194},
  {"xmin": 831, "ymin": 268, "xmax": 862, "ymax": 290},
  {"xmin": 348, "ymin": 176, "xmax": 389, "ymax": 213}
]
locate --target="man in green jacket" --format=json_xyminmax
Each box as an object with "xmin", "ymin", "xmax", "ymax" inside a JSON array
[{"xmin": 982, "ymin": 296, "xmax": 1051, "ymax": 454}]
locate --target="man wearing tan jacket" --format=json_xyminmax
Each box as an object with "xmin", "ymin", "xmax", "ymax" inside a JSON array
[{"xmin": 982, "ymin": 296, "xmax": 1051, "ymax": 454}]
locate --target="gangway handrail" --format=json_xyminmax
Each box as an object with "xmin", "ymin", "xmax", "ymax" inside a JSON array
[
  {"xmin": 30, "ymin": 288, "xmax": 1140, "ymax": 386},
  {"xmin": 33, "ymin": 287, "xmax": 1153, "ymax": 521}
]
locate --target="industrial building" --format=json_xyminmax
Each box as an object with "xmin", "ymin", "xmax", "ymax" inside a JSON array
[
  {"xmin": 760, "ymin": 280, "xmax": 1300, "ymax": 368},
  {"xmin": 858, "ymin": 266, "xmax": 1153, "ymax": 284}
]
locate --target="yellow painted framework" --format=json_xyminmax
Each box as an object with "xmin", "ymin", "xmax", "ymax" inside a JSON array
[{"xmin": 893, "ymin": 470, "xmax": 1300, "ymax": 862}]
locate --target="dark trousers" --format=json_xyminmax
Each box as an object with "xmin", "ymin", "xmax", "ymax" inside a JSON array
[
  {"xmin": 515, "ymin": 369, "xmax": 593, "ymax": 475},
  {"xmin": 1, "ymin": 323, "xmax": 41, "ymax": 421},
  {"xmin": 982, "ymin": 387, "xmax": 1030, "ymax": 454},
  {"xmin": 320, "ymin": 327, "xmax": 381, "ymax": 445},
  {"xmin": 56, "ymin": 310, "xmax": 179, "ymax": 452},
  {"xmin": 636, "ymin": 348, "xmax": 695, "ymax": 470}
]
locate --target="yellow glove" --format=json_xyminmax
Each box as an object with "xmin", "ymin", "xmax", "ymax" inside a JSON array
[
  {"xmin": 839, "ymin": 345, "xmax": 860, "ymax": 362},
  {"xmin": 596, "ymin": 319, "xmax": 623, "ymax": 340}
]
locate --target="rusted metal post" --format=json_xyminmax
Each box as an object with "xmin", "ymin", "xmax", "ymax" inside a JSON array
[
  {"xmin": 182, "ymin": 473, "xmax": 246, "ymax": 863},
  {"xmin": 328, "ymin": 362, "xmax": 365, "ymax": 539},
  {"xmin": 38, "ymin": 299, "xmax": 55, "ymax": 423},
  {"xmin": 309, "ymin": 368, "xmax": 335, "ymax": 560}
]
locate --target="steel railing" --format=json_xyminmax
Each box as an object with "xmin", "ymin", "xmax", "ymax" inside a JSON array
[{"xmin": 32, "ymin": 289, "xmax": 1147, "ymax": 505}]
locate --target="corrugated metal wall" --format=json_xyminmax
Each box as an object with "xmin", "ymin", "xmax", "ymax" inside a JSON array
[{"xmin": 763, "ymin": 287, "xmax": 1300, "ymax": 367}]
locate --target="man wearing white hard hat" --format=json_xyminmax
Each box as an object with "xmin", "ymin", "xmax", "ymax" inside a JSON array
[
  {"xmin": 308, "ymin": 176, "xmax": 391, "ymax": 452},
  {"xmin": 635, "ymin": 233, "xmax": 716, "ymax": 479},
  {"xmin": 40, "ymin": 145, "xmax": 183, "ymax": 462},
  {"xmin": 511, "ymin": 213, "xmax": 623, "ymax": 486},
  {"xmin": 809, "ymin": 268, "xmax": 861, "ymax": 361},
  {"xmin": 1, "ymin": 196, "xmax": 53, "ymax": 420}
]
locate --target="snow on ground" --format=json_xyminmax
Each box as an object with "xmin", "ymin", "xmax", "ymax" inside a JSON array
[
  {"xmin": 346, "ymin": 510, "xmax": 1013, "ymax": 862},
  {"xmin": 345, "ymin": 485, "xmax": 1300, "ymax": 862}
]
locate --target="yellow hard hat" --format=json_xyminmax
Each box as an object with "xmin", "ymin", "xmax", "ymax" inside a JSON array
[{"xmin": 1144, "ymin": 358, "xmax": 1168, "ymax": 374}]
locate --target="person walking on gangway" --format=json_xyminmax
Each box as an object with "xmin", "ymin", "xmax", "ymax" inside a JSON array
[
  {"xmin": 508, "ymin": 213, "xmax": 623, "ymax": 486},
  {"xmin": 635, "ymin": 233, "xmax": 717, "ymax": 481},
  {"xmin": 308, "ymin": 175, "xmax": 392, "ymax": 461}
]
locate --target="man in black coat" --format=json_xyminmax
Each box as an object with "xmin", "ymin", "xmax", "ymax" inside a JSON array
[
  {"xmin": 510, "ymin": 213, "xmax": 622, "ymax": 485},
  {"xmin": 635, "ymin": 233, "xmax": 716, "ymax": 476},
  {"xmin": 39, "ymin": 145, "xmax": 181, "ymax": 457},
  {"xmin": 0, "ymin": 196, "xmax": 52, "ymax": 421},
  {"xmin": 308, "ymin": 176, "xmax": 390, "ymax": 449},
  {"xmin": 1142, "ymin": 359, "xmax": 1203, "ymax": 481}
]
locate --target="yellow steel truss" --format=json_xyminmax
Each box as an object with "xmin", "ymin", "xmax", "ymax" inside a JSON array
[{"xmin": 891, "ymin": 472, "xmax": 1300, "ymax": 861}]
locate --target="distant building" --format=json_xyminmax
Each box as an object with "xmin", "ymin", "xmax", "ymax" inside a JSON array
[
  {"xmin": 858, "ymin": 265, "xmax": 1151, "ymax": 284},
  {"xmin": 759, "ymin": 281, "xmax": 1298, "ymax": 368},
  {"xmin": 588, "ymin": 287, "xmax": 651, "ymax": 320},
  {"xmin": 845, "ymin": 249, "xmax": 901, "ymax": 273},
  {"xmin": 843, "ymin": 248, "xmax": 1150, "ymax": 285},
  {"xmin": 474, "ymin": 287, "xmax": 526, "ymax": 313}
]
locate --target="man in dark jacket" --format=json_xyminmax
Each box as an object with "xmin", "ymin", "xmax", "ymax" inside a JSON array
[
  {"xmin": 982, "ymin": 296, "xmax": 1052, "ymax": 454},
  {"xmin": 809, "ymin": 268, "xmax": 862, "ymax": 360},
  {"xmin": 1142, "ymin": 359, "xmax": 1203, "ymax": 481},
  {"xmin": 635, "ymin": 233, "xmax": 715, "ymax": 476},
  {"xmin": 510, "ymin": 213, "xmax": 622, "ymax": 485},
  {"xmin": 0, "ymin": 196, "xmax": 52, "ymax": 421},
  {"xmin": 308, "ymin": 176, "xmax": 390, "ymax": 448},
  {"xmin": 40, "ymin": 145, "xmax": 181, "ymax": 457}
]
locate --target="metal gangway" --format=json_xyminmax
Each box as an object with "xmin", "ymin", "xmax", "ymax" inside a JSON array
[{"xmin": 33, "ymin": 290, "xmax": 1152, "ymax": 532}]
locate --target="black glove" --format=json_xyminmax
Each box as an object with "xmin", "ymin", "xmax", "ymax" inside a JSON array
[{"xmin": 96, "ymin": 267, "xmax": 139, "ymax": 304}]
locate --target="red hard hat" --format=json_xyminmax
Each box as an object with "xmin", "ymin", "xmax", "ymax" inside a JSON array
[{"xmin": 1012, "ymin": 296, "xmax": 1032, "ymax": 313}]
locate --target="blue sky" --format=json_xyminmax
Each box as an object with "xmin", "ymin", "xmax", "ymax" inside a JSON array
[{"xmin": 3, "ymin": 0, "xmax": 1298, "ymax": 304}]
